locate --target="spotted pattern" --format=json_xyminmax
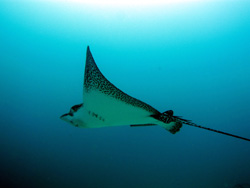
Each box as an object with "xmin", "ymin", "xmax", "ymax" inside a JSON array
[{"xmin": 84, "ymin": 46, "xmax": 159, "ymax": 115}]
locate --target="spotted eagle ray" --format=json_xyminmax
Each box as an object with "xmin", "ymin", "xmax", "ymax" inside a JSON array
[{"xmin": 61, "ymin": 46, "xmax": 250, "ymax": 142}]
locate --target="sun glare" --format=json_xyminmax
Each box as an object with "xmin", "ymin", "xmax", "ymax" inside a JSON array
[{"xmin": 49, "ymin": 0, "xmax": 201, "ymax": 6}]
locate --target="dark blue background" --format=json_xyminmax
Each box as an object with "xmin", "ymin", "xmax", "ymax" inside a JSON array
[{"xmin": 1, "ymin": 1, "xmax": 250, "ymax": 187}]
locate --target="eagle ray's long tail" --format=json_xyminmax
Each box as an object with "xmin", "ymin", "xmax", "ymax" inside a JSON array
[
  {"xmin": 176, "ymin": 116, "xmax": 250, "ymax": 142},
  {"xmin": 154, "ymin": 110, "xmax": 250, "ymax": 142}
]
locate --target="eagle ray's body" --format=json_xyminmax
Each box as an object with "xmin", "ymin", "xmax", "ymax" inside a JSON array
[
  {"xmin": 60, "ymin": 46, "xmax": 250, "ymax": 141},
  {"xmin": 61, "ymin": 46, "xmax": 181, "ymax": 133}
]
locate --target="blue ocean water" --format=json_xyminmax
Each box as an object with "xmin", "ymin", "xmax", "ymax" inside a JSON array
[{"xmin": 1, "ymin": 1, "xmax": 250, "ymax": 188}]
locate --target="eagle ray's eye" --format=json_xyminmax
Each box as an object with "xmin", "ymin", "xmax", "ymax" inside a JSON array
[{"xmin": 71, "ymin": 104, "xmax": 83, "ymax": 112}]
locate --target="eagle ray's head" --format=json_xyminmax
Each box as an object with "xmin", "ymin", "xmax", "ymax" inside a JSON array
[{"xmin": 60, "ymin": 103, "xmax": 84, "ymax": 127}]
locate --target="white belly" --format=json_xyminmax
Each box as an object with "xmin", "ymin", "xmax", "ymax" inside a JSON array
[{"xmin": 77, "ymin": 90, "xmax": 159, "ymax": 128}]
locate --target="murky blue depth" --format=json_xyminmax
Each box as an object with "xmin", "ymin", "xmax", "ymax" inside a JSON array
[{"xmin": 1, "ymin": 1, "xmax": 250, "ymax": 188}]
